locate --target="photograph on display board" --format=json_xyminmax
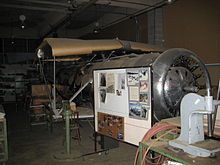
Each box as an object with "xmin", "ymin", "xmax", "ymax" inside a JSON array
[
  {"xmin": 100, "ymin": 88, "xmax": 107, "ymax": 103},
  {"xmin": 139, "ymin": 69, "xmax": 149, "ymax": 81},
  {"xmin": 129, "ymin": 102, "xmax": 148, "ymax": 120},
  {"xmin": 127, "ymin": 72, "xmax": 139, "ymax": 85},
  {"xmin": 106, "ymin": 73, "xmax": 115, "ymax": 93},
  {"xmin": 140, "ymin": 82, "xmax": 149, "ymax": 92},
  {"xmin": 100, "ymin": 73, "xmax": 106, "ymax": 87},
  {"xmin": 129, "ymin": 102, "xmax": 142, "ymax": 118},
  {"xmin": 116, "ymin": 89, "xmax": 122, "ymax": 96},
  {"xmin": 118, "ymin": 73, "xmax": 125, "ymax": 90},
  {"xmin": 140, "ymin": 93, "xmax": 148, "ymax": 103},
  {"xmin": 141, "ymin": 104, "xmax": 150, "ymax": 119},
  {"xmin": 129, "ymin": 86, "xmax": 139, "ymax": 101}
]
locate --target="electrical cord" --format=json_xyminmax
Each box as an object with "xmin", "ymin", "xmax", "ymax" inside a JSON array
[
  {"xmin": 134, "ymin": 122, "xmax": 178, "ymax": 165},
  {"xmin": 141, "ymin": 128, "xmax": 178, "ymax": 165}
]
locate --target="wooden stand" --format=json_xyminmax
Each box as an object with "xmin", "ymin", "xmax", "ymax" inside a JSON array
[{"xmin": 71, "ymin": 111, "xmax": 81, "ymax": 144}]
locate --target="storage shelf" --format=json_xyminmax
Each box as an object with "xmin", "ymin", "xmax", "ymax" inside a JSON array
[
  {"xmin": 0, "ymin": 77, "xmax": 29, "ymax": 101},
  {"xmin": 0, "ymin": 109, "xmax": 8, "ymax": 164}
]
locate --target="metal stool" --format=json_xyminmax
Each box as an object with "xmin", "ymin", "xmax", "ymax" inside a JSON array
[{"xmin": 71, "ymin": 111, "xmax": 81, "ymax": 144}]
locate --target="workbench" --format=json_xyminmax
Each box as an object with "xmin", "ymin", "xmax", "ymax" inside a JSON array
[
  {"xmin": 138, "ymin": 140, "xmax": 220, "ymax": 165},
  {"xmin": 137, "ymin": 117, "xmax": 220, "ymax": 165}
]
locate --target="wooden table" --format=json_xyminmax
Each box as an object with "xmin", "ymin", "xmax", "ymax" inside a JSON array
[
  {"xmin": 137, "ymin": 117, "xmax": 220, "ymax": 165},
  {"xmin": 138, "ymin": 140, "xmax": 220, "ymax": 165}
]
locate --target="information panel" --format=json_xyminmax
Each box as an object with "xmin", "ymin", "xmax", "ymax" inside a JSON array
[{"xmin": 94, "ymin": 67, "xmax": 152, "ymax": 145}]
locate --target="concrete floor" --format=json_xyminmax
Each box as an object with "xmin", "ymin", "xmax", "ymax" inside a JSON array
[{"xmin": 4, "ymin": 103, "xmax": 137, "ymax": 165}]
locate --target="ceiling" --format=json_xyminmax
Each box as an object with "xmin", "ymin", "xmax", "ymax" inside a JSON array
[{"xmin": 0, "ymin": 0, "xmax": 168, "ymax": 39}]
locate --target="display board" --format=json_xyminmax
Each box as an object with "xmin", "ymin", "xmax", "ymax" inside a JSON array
[{"xmin": 94, "ymin": 67, "xmax": 152, "ymax": 145}]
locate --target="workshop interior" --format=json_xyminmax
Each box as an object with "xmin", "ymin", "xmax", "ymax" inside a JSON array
[{"xmin": 0, "ymin": 0, "xmax": 219, "ymax": 165}]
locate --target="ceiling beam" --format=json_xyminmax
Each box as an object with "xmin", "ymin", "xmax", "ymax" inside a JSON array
[
  {"xmin": 0, "ymin": 3, "xmax": 72, "ymax": 13},
  {"xmin": 111, "ymin": 0, "xmax": 153, "ymax": 7},
  {"xmin": 15, "ymin": 0, "xmax": 72, "ymax": 7},
  {"xmin": 87, "ymin": 8, "xmax": 130, "ymax": 16},
  {"xmin": 69, "ymin": 0, "xmax": 169, "ymax": 38},
  {"xmin": 100, "ymin": 0, "xmax": 167, "ymax": 30},
  {"xmin": 96, "ymin": 0, "xmax": 149, "ymax": 9},
  {"xmin": 42, "ymin": 0, "xmax": 98, "ymax": 38}
]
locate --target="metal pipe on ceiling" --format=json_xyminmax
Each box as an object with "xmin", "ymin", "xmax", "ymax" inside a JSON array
[
  {"xmin": 42, "ymin": 0, "xmax": 98, "ymax": 38},
  {"xmin": 15, "ymin": 0, "xmax": 72, "ymax": 7},
  {"xmin": 96, "ymin": 0, "xmax": 151, "ymax": 9},
  {"xmin": 111, "ymin": 0, "xmax": 153, "ymax": 7},
  {"xmin": 87, "ymin": 8, "xmax": 130, "ymax": 16},
  {"xmin": 0, "ymin": 3, "xmax": 71, "ymax": 13},
  {"xmin": 100, "ymin": 0, "xmax": 175, "ymax": 31}
]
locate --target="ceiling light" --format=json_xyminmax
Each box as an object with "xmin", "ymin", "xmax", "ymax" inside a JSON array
[
  {"xmin": 93, "ymin": 28, "xmax": 99, "ymax": 34},
  {"xmin": 19, "ymin": 15, "xmax": 26, "ymax": 22},
  {"xmin": 94, "ymin": 22, "xmax": 99, "ymax": 27},
  {"xmin": 167, "ymin": 0, "xmax": 174, "ymax": 4},
  {"xmin": 19, "ymin": 15, "xmax": 26, "ymax": 29},
  {"xmin": 11, "ymin": 38, "xmax": 15, "ymax": 45}
]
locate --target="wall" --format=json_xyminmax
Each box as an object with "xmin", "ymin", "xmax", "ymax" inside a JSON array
[
  {"xmin": 163, "ymin": 0, "xmax": 220, "ymax": 85},
  {"xmin": 164, "ymin": 0, "xmax": 220, "ymax": 63},
  {"xmin": 148, "ymin": 8, "xmax": 164, "ymax": 46}
]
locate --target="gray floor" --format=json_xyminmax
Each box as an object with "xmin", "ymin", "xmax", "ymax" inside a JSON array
[{"xmin": 5, "ymin": 103, "xmax": 137, "ymax": 165}]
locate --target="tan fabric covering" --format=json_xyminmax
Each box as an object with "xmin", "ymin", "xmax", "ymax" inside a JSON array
[
  {"xmin": 42, "ymin": 38, "xmax": 164, "ymax": 57},
  {"xmin": 44, "ymin": 38, "xmax": 122, "ymax": 57},
  {"xmin": 129, "ymin": 41, "xmax": 163, "ymax": 52}
]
